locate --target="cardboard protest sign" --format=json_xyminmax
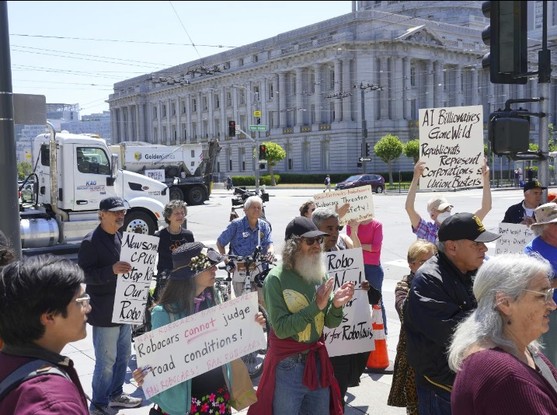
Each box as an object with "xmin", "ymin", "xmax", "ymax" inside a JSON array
[
  {"xmin": 495, "ymin": 222, "xmax": 535, "ymax": 255},
  {"xmin": 112, "ymin": 232, "xmax": 159, "ymax": 324},
  {"xmin": 323, "ymin": 248, "xmax": 374, "ymax": 357},
  {"xmin": 313, "ymin": 186, "xmax": 374, "ymax": 225},
  {"xmin": 134, "ymin": 292, "xmax": 265, "ymax": 399},
  {"xmin": 418, "ymin": 105, "xmax": 484, "ymax": 190}
]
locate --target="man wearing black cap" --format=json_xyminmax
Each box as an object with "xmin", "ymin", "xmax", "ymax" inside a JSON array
[
  {"xmin": 502, "ymin": 179, "xmax": 547, "ymax": 225},
  {"xmin": 404, "ymin": 213, "xmax": 500, "ymax": 415},
  {"xmin": 78, "ymin": 196, "xmax": 142, "ymax": 414},
  {"xmin": 247, "ymin": 216, "xmax": 355, "ymax": 415}
]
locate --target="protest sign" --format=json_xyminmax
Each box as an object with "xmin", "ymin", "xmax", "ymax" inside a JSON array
[
  {"xmin": 313, "ymin": 186, "xmax": 374, "ymax": 225},
  {"xmin": 134, "ymin": 292, "xmax": 265, "ymax": 399},
  {"xmin": 495, "ymin": 222, "xmax": 535, "ymax": 255},
  {"xmin": 323, "ymin": 248, "xmax": 374, "ymax": 357},
  {"xmin": 112, "ymin": 232, "xmax": 159, "ymax": 324},
  {"xmin": 418, "ymin": 105, "xmax": 484, "ymax": 190}
]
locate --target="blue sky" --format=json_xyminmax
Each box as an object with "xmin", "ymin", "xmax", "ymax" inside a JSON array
[{"xmin": 6, "ymin": 1, "xmax": 352, "ymax": 116}]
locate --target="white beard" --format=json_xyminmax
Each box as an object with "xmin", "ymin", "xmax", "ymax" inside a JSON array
[{"xmin": 294, "ymin": 251, "xmax": 326, "ymax": 284}]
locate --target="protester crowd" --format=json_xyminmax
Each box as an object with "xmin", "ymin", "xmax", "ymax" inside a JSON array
[{"xmin": 2, "ymin": 161, "xmax": 557, "ymax": 415}]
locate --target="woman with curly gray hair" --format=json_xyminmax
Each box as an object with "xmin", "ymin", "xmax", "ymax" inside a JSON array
[{"xmin": 448, "ymin": 253, "xmax": 557, "ymax": 414}]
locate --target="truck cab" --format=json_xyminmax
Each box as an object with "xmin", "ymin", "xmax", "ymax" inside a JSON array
[{"xmin": 21, "ymin": 131, "xmax": 169, "ymax": 255}]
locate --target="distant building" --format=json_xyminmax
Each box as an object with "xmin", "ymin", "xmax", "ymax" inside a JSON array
[
  {"xmin": 107, "ymin": 1, "xmax": 557, "ymax": 178},
  {"xmin": 61, "ymin": 111, "xmax": 112, "ymax": 142}
]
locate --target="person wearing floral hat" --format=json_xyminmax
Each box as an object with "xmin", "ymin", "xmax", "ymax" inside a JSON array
[{"xmin": 133, "ymin": 241, "xmax": 265, "ymax": 415}]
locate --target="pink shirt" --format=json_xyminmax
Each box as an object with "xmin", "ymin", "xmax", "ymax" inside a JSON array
[{"xmin": 347, "ymin": 219, "xmax": 383, "ymax": 265}]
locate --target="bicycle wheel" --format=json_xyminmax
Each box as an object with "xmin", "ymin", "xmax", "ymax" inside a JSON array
[{"xmin": 241, "ymin": 305, "xmax": 269, "ymax": 379}]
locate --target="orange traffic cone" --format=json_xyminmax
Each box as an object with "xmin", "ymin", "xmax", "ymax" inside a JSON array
[{"xmin": 366, "ymin": 303, "xmax": 392, "ymax": 373}]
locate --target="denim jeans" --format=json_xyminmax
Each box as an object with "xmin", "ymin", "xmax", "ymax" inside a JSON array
[
  {"xmin": 364, "ymin": 264, "xmax": 387, "ymax": 334},
  {"xmin": 273, "ymin": 355, "xmax": 330, "ymax": 414},
  {"xmin": 91, "ymin": 325, "xmax": 132, "ymax": 408},
  {"xmin": 417, "ymin": 384, "xmax": 452, "ymax": 415}
]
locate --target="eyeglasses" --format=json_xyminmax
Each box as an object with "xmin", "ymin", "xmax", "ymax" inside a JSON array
[
  {"xmin": 302, "ymin": 236, "xmax": 324, "ymax": 246},
  {"xmin": 75, "ymin": 293, "xmax": 91, "ymax": 307},
  {"xmin": 523, "ymin": 288, "xmax": 555, "ymax": 303},
  {"xmin": 109, "ymin": 210, "xmax": 127, "ymax": 216}
]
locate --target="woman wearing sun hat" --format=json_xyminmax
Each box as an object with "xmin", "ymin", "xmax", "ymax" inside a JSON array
[{"xmin": 133, "ymin": 241, "xmax": 264, "ymax": 415}]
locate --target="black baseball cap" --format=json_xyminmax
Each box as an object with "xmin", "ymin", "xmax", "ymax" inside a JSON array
[
  {"xmin": 438, "ymin": 212, "xmax": 500, "ymax": 243},
  {"xmin": 99, "ymin": 197, "xmax": 128, "ymax": 211},
  {"xmin": 524, "ymin": 180, "xmax": 547, "ymax": 192},
  {"xmin": 285, "ymin": 216, "xmax": 328, "ymax": 241}
]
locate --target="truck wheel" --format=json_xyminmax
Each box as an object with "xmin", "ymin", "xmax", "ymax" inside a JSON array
[
  {"xmin": 187, "ymin": 186, "xmax": 206, "ymax": 205},
  {"xmin": 170, "ymin": 187, "xmax": 185, "ymax": 201},
  {"xmin": 124, "ymin": 211, "xmax": 157, "ymax": 235}
]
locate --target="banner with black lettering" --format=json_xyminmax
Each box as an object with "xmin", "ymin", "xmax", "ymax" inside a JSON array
[
  {"xmin": 323, "ymin": 247, "xmax": 374, "ymax": 357},
  {"xmin": 112, "ymin": 232, "xmax": 159, "ymax": 324}
]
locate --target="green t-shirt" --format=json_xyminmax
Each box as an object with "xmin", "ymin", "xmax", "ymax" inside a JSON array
[{"xmin": 263, "ymin": 263, "xmax": 343, "ymax": 343}]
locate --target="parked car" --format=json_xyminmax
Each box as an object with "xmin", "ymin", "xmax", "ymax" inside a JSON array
[{"xmin": 335, "ymin": 174, "xmax": 385, "ymax": 193}]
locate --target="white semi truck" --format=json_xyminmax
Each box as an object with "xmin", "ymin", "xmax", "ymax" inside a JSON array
[
  {"xmin": 109, "ymin": 140, "xmax": 221, "ymax": 205},
  {"xmin": 19, "ymin": 128, "xmax": 169, "ymax": 256}
]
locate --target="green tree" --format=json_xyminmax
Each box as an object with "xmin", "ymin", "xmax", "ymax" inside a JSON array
[
  {"xmin": 374, "ymin": 133, "xmax": 403, "ymax": 185},
  {"xmin": 17, "ymin": 161, "xmax": 33, "ymax": 180},
  {"xmin": 404, "ymin": 138, "xmax": 420, "ymax": 163},
  {"xmin": 253, "ymin": 141, "xmax": 286, "ymax": 186}
]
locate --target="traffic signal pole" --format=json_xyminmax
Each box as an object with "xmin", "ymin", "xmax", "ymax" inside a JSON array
[
  {"xmin": 538, "ymin": 0, "xmax": 551, "ymax": 198},
  {"xmin": 235, "ymin": 125, "xmax": 260, "ymax": 193}
]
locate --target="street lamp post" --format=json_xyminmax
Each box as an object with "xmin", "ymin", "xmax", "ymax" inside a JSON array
[{"xmin": 355, "ymin": 82, "xmax": 383, "ymax": 172}]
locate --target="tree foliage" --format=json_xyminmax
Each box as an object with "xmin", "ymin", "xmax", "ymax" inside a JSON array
[
  {"xmin": 17, "ymin": 161, "xmax": 33, "ymax": 180},
  {"xmin": 252, "ymin": 141, "xmax": 286, "ymax": 186},
  {"xmin": 374, "ymin": 134, "xmax": 403, "ymax": 185},
  {"xmin": 404, "ymin": 138, "xmax": 420, "ymax": 163}
]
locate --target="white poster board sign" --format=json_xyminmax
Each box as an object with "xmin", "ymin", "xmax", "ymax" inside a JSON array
[
  {"xmin": 112, "ymin": 232, "xmax": 159, "ymax": 324},
  {"xmin": 135, "ymin": 292, "xmax": 265, "ymax": 399},
  {"xmin": 145, "ymin": 169, "xmax": 165, "ymax": 181},
  {"xmin": 495, "ymin": 222, "xmax": 535, "ymax": 255},
  {"xmin": 418, "ymin": 105, "xmax": 484, "ymax": 190},
  {"xmin": 323, "ymin": 248, "xmax": 374, "ymax": 357},
  {"xmin": 313, "ymin": 186, "xmax": 374, "ymax": 225}
]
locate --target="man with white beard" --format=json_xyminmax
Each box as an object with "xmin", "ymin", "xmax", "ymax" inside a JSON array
[{"xmin": 247, "ymin": 216, "xmax": 355, "ymax": 415}]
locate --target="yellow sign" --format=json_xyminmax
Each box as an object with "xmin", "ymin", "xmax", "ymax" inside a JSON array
[{"xmin": 253, "ymin": 110, "xmax": 261, "ymax": 117}]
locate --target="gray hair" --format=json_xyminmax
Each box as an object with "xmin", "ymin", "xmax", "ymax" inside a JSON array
[
  {"xmin": 163, "ymin": 200, "xmax": 188, "ymax": 224},
  {"xmin": 244, "ymin": 195, "xmax": 263, "ymax": 210},
  {"xmin": 448, "ymin": 253, "xmax": 551, "ymax": 372},
  {"xmin": 282, "ymin": 237, "xmax": 302, "ymax": 270},
  {"xmin": 311, "ymin": 207, "xmax": 338, "ymax": 228}
]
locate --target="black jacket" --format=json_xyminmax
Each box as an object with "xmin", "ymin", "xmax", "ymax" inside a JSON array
[
  {"xmin": 502, "ymin": 201, "xmax": 527, "ymax": 224},
  {"xmin": 404, "ymin": 252, "xmax": 477, "ymax": 393},
  {"xmin": 78, "ymin": 225, "xmax": 122, "ymax": 327}
]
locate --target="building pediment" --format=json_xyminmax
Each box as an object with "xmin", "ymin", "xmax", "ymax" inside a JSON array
[{"xmin": 396, "ymin": 25, "xmax": 444, "ymax": 47}]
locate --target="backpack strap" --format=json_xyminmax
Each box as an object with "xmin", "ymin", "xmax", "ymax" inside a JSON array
[{"xmin": 0, "ymin": 359, "xmax": 70, "ymax": 402}]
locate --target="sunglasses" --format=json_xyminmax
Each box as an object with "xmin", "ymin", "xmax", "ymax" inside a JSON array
[
  {"xmin": 523, "ymin": 287, "xmax": 555, "ymax": 303},
  {"xmin": 302, "ymin": 236, "xmax": 324, "ymax": 246}
]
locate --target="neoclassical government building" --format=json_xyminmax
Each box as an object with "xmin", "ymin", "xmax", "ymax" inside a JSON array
[{"xmin": 107, "ymin": 1, "xmax": 557, "ymax": 178}]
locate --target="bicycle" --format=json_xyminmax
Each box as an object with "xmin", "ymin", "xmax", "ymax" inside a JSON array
[{"xmin": 215, "ymin": 246, "xmax": 275, "ymax": 379}]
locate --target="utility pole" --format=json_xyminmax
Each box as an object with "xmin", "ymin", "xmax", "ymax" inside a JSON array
[
  {"xmin": 0, "ymin": 1, "xmax": 22, "ymax": 258},
  {"xmin": 538, "ymin": 0, "xmax": 551, "ymax": 199}
]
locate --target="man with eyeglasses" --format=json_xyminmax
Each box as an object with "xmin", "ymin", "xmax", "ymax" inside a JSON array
[
  {"xmin": 0, "ymin": 256, "xmax": 91, "ymax": 414},
  {"xmin": 247, "ymin": 216, "xmax": 355, "ymax": 415},
  {"xmin": 78, "ymin": 197, "xmax": 142, "ymax": 414},
  {"xmin": 404, "ymin": 213, "xmax": 500, "ymax": 415},
  {"xmin": 525, "ymin": 202, "xmax": 557, "ymax": 367}
]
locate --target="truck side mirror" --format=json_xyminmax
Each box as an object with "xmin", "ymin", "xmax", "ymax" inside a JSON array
[{"xmin": 110, "ymin": 153, "xmax": 119, "ymax": 179}]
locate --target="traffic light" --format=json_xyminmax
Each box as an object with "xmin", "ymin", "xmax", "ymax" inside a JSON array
[
  {"xmin": 488, "ymin": 111, "xmax": 530, "ymax": 155},
  {"xmin": 228, "ymin": 120, "xmax": 236, "ymax": 137},
  {"xmin": 258, "ymin": 144, "xmax": 267, "ymax": 160},
  {"xmin": 481, "ymin": 1, "xmax": 527, "ymax": 84},
  {"xmin": 365, "ymin": 143, "xmax": 371, "ymax": 157}
]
